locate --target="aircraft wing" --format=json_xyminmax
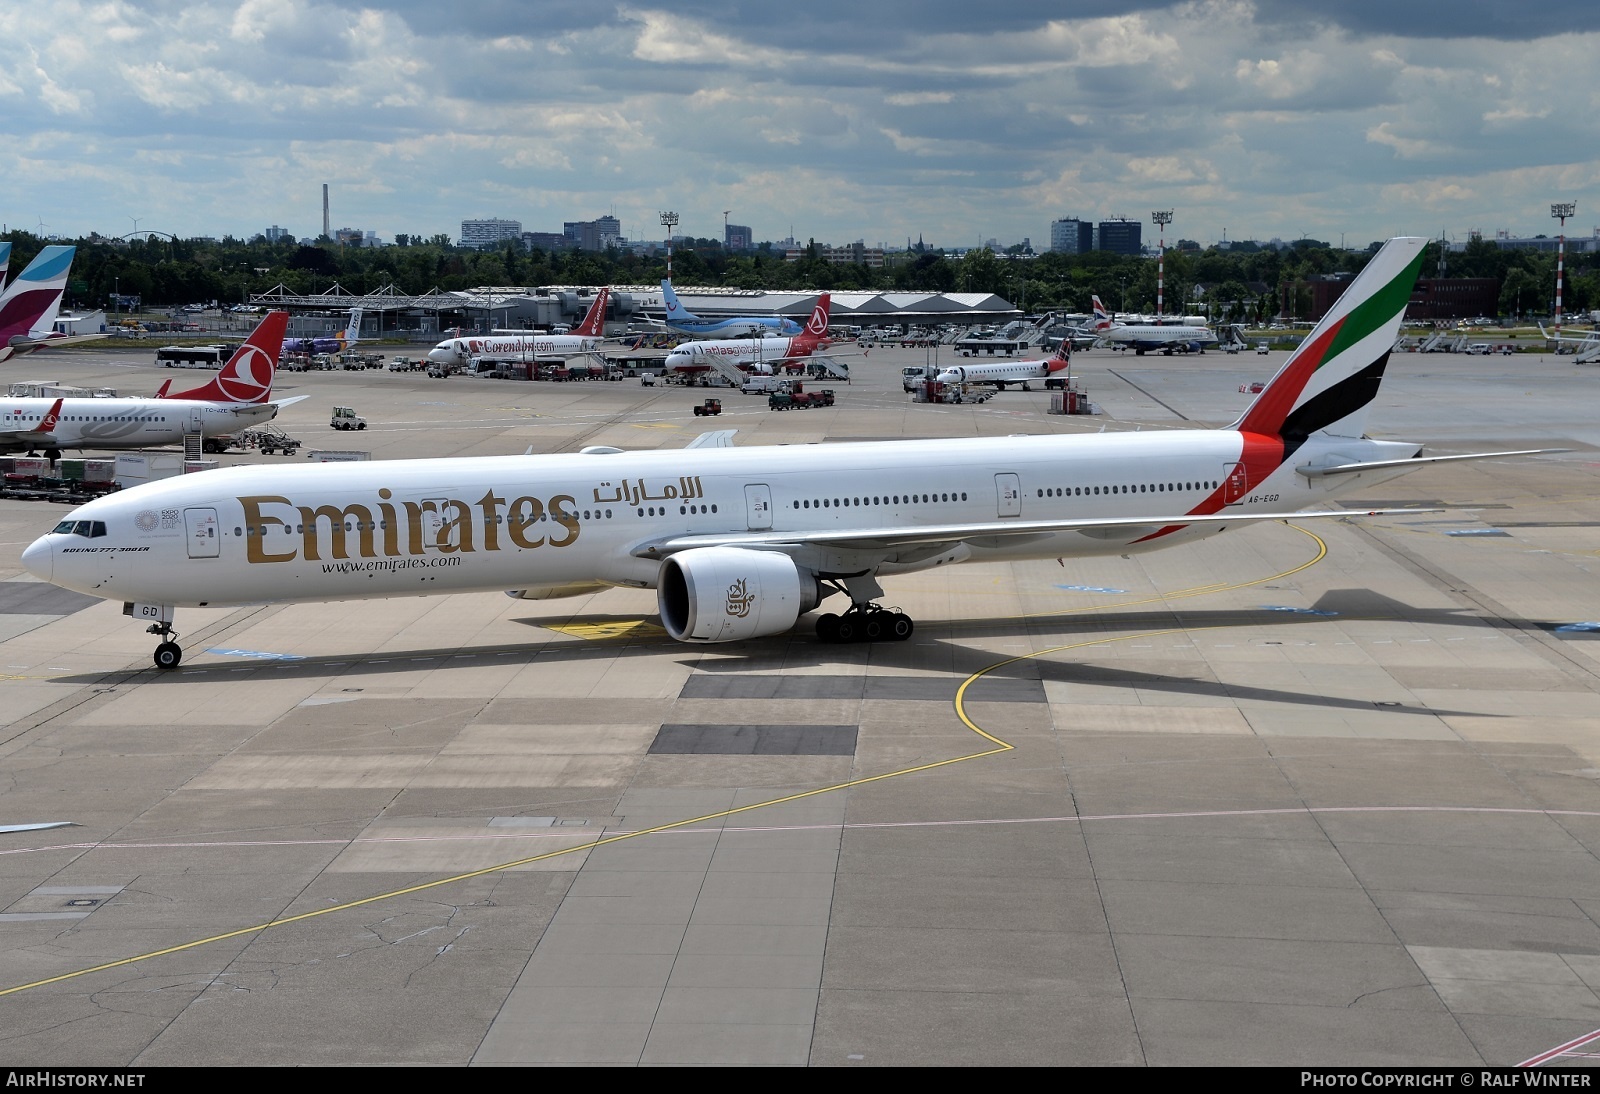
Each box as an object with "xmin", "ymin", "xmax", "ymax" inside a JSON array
[
  {"xmin": 633, "ymin": 506, "xmax": 1439, "ymax": 561},
  {"xmin": 685, "ymin": 429, "xmax": 738, "ymax": 450},
  {"xmin": 1538, "ymin": 323, "xmax": 1600, "ymax": 344},
  {"xmin": 1296, "ymin": 449, "xmax": 1567, "ymax": 479},
  {"xmin": 6, "ymin": 333, "xmax": 110, "ymax": 352}
]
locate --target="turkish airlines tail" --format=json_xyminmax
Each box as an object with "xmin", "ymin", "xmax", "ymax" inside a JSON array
[
  {"xmin": 165, "ymin": 311, "xmax": 290, "ymax": 405},
  {"xmin": 571, "ymin": 288, "xmax": 610, "ymax": 337}
]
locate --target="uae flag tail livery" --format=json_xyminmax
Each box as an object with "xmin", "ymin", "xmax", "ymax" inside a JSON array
[
  {"xmin": 1232, "ymin": 237, "xmax": 1428, "ymax": 458},
  {"xmin": 162, "ymin": 311, "xmax": 290, "ymax": 406}
]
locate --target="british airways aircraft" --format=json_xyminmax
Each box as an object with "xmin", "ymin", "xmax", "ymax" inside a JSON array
[
  {"xmin": 21, "ymin": 239, "xmax": 1554, "ymax": 671},
  {"xmin": 658, "ymin": 280, "xmax": 802, "ymax": 338},
  {"xmin": 1091, "ymin": 294, "xmax": 1219, "ymax": 355}
]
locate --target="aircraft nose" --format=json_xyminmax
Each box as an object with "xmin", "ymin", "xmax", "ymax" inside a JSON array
[
  {"xmin": 21, "ymin": 534, "xmax": 52, "ymax": 583},
  {"xmin": 426, "ymin": 346, "xmax": 450, "ymax": 364}
]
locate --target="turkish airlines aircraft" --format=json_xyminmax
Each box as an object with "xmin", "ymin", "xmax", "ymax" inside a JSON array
[
  {"xmin": 0, "ymin": 311, "xmax": 295, "ymax": 459},
  {"xmin": 0, "ymin": 245, "xmax": 105, "ymax": 362},
  {"xmin": 936, "ymin": 342, "xmax": 1071, "ymax": 390},
  {"xmin": 22, "ymin": 239, "xmax": 1553, "ymax": 670},
  {"xmin": 664, "ymin": 294, "xmax": 831, "ymax": 375},
  {"xmin": 425, "ymin": 288, "xmax": 610, "ymax": 369},
  {"xmin": 1091, "ymin": 294, "xmax": 1218, "ymax": 355}
]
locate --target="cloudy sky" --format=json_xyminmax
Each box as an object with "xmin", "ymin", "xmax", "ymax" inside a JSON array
[{"xmin": 3, "ymin": 1, "xmax": 1596, "ymax": 250}]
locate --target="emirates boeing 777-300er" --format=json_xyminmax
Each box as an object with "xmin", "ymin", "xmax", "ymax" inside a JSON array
[{"xmin": 22, "ymin": 239, "xmax": 1555, "ymax": 670}]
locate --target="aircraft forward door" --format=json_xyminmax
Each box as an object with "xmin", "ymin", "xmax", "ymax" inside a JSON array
[
  {"xmin": 183, "ymin": 508, "xmax": 220, "ymax": 558},
  {"xmin": 186, "ymin": 406, "xmax": 204, "ymax": 433},
  {"xmin": 744, "ymin": 484, "xmax": 773, "ymax": 530},
  {"xmin": 996, "ymin": 473, "xmax": 1022, "ymax": 518},
  {"xmin": 1223, "ymin": 463, "xmax": 1249, "ymax": 504}
]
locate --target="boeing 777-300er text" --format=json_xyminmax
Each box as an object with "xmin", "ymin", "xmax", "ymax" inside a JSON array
[
  {"xmin": 936, "ymin": 341, "xmax": 1071, "ymax": 390},
  {"xmin": 0, "ymin": 245, "xmax": 106, "ymax": 362},
  {"xmin": 657, "ymin": 279, "xmax": 801, "ymax": 338},
  {"xmin": 664, "ymin": 294, "xmax": 832, "ymax": 377},
  {"xmin": 0, "ymin": 311, "xmax": 295, "ymax": 460},
  {"xmin": 22, "ymin": 239, "xmax": 1558, "ymax": 670},
  {"xmin": 1092, "ymin": 294, "xmax": 1219, "ymax": 355},
  {"xmin": 426, "ymin": 288, "xmax": 610, "ymax": 370}
]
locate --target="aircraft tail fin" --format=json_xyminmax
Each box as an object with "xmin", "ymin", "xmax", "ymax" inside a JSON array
[
  {"xmin": 801, "ymin": 293, "xmax": 832, "ymax": 343},
  {"xmin": 1232, "ymin": 236, "xmax": 1427, "ymax": 446},
  {"xmin": 164, "ymin": 311, "xmax": 290, "ymax": 405},
  {"xmin": 571, "ymin": 287, "xmax": 610, "ymax": 337},
  {"xmin": 661, "ymin": 279, "xmax": 697, "ymax": 321},
  {"xmin": 0, "ymin": 242, "xmax": 11, "ymax": 293},
  {"xmin": 1090, "ymin": 294, "xmax": 1113, "ymax": 332},
  {"xmin": 340, "ymin": 306, "xmax": 363, "ymax": 349},
  {"xmin": 0, "ymin": 245, "xmax": 76, "ymax": 341}
]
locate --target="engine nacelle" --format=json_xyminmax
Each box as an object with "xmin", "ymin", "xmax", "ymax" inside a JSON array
[
  {"xmin": 657, "ymin": 547, "xmax": 820, "ymax": 643},
  {"xmin": 505, "ymin": 583, "xmax": 608, "ymax": 601}
]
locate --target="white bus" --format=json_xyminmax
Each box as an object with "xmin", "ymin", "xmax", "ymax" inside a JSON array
[{"xmin": 155, "ymin": 344, "xmax": 237, "ymax": 369}]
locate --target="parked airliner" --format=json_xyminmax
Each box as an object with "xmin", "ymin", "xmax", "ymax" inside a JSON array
[
  {"xmin": 664, "ymin": 294, "xmax": 832, "ymax": 377},
  {"xmin": 658, "ymin": 280, "xmax": 801, "ymax": 338},
  {"xmin": 426, "ymin": 288, "xmax": 610, "ymax": 370},
  {"xmin": 936, "ymin": 342, "xmax": 1071, "ymax": 390},
  {"xmin": 22, "ymin": 239, "xmax": 1554, "ymax": 671},
  {"xmin": 282, "ymin": 307, "xmax": 362, "ymax": 356},
  {"xmin": 0, "ymin": 246, "xmax": 104, "ymax": 362},
  {"xmin": 0, "ymin": 311, "xmax": 295, "ymax": 459},
  {"xmin": 1092, "ymin": 294, "xmax": 1219, "ymax": 355}
]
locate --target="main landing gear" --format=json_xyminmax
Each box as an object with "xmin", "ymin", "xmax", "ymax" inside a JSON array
[
  {"xmin": 813, "ymin": 574, "xmax": 914, "ymax": 644},
  {"xmin": 815, "ymin": 606, "xmax": 913, "ymax": 644},
  {"xmin": 147, "ymin": 622, "xmax": 182, "ymax": 670}
]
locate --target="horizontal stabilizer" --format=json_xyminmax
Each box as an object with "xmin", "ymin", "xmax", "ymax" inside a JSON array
[
  {"xmin": 686, "ymin": 429, "xmax": 738, "ymax": 450},
  {"xmin": 1296, "ymin": 449, "xmax": 1567, "ymax": 479}
]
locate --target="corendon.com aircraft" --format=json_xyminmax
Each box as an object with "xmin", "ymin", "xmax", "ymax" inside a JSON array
[
  {"xmin": 23, "ymin": 239, "xmax": 1551, "ymax": 671},
  {"xmin": 664, "ymin": 294, "xmax": 832, "ymax": 376},
  {"xmin": 0, "ymin": 311, "xmax": 294, "ymax": 459},
  {"xmin": 936, "ymin": 342, "xmax": 1071, "ymax": 390},
  {"xmin": 425, "ymin": 288, "xmax": 610, "ymax": 370}
]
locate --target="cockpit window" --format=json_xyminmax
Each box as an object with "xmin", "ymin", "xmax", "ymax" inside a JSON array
[
  {"xmin": 50, "ymin": 520, "xmax": 105, "ymax": 538},
  {"xmin": 52, "ymin": 520, "xmax": 75, "ymax": 535}
]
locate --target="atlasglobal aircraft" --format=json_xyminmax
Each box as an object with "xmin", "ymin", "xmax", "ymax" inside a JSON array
[
  {"xmin": 426, "ymin": 288, "xmax": 610, "ymax": 370},
  {"xmin": 664, "ymin": 294, "xmax": 832, "ymax": 376},
  {"xmin": 936, "ymin": 341, "xmax": 1071, "ymax": 390},
  {"xmin": 23, "ymin": 239, "xmax": 1552, "ymax": 671},
  {"xmin": 0, "ymin": 311, "xmax": 295, "ymax": 459}
]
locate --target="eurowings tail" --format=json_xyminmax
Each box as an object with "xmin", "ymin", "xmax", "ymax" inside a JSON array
[
  {"xmin": 0, "ymin": 245, "xmax": 77, "ymax": 347},
  {"xmin": 571, "ymin": 287, "xmax": 610, "ymax": 338},
  {"xmin": 0, "ymin": 243, "xmax": 11, "ymax": 293},
  {"xmin": 1232, "ymin": 236, "xmax": 1427, "ymax": 449},
  {"xmin": 164, "ymin": 311, "xmax": 290, "ymax": 405}
]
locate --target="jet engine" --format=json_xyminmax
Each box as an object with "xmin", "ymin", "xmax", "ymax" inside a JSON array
[{"xmin": 657, "ymin": 547, "xmax": 821, "ymax": 643}]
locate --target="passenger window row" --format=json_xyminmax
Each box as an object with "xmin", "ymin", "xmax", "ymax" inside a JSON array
[
  {"xmin": 793, "ymin": 492, "xmax": 969, "ymax": 509},
  {"xmin": 1036, "ymin": 479, "xmax": 1219, "ymax": 498}
]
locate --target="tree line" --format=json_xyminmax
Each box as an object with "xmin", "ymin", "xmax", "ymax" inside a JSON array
[{"xmin": 5, "ymin": 230, "xmax": 1592, "ymax": 321}]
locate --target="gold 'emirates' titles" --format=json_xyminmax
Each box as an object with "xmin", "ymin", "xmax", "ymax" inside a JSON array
[{"xmin": 239, "ymin": 488, "xmax": 581, "ymax": 564}]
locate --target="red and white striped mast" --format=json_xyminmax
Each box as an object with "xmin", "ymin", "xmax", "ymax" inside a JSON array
[
  {"xmin": 1152, "ymin": 210, "xmax": 1172, "ymax": 318},
  {"xmin": 1552, "ymin": 202, "xmax": 1574, "ymax": 342}
]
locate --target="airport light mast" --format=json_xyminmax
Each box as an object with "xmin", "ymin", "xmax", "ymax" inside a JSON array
[
  {"xmin": 1552, "ymin": 202, "xmax": 1575, "ymax": 342},
  {"xmin": 1152, "ymin": 210, "xmax": 1173, "ymax": 318},
  {"xmin": 660, "ymin": 211, "xmax": 679, "ymax": 282}
]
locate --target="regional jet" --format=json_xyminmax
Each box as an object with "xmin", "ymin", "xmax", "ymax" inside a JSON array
[
  {"xmin": 1091, "ymin": 294, "xmax": 1219, "ymax": 355},
  {"xmin": 0, "ymin": 311, "xmax": 294, "ymax": 460},
  {"xmin": 22, "ymin": 239, "xmax": 1557, "ymax": 670},
  {"xmin": 936, "ymin": 341, "xmax": 1071, "ymax": 390}
]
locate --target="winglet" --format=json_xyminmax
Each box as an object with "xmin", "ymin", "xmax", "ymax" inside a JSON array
[{"xmin": 34, "ymin": 397, "xmax": 63, "ymax": 434}]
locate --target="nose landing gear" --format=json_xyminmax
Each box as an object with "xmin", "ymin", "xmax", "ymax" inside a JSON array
[{"xmin": 147, "ymin": 622, "xmax": 182, "ymax": 670}]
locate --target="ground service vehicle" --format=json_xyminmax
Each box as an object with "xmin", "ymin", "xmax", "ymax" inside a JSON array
[
  {"xmin": 330, "ymin": 407, "xmax": 367, "ymax": 431},
  {"xmin": 693, "ymin": 398, "xmax": 722, "ymax": 416}
]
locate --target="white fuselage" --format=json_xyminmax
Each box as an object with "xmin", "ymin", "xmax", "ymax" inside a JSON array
[
  {"xmin": 1103, "ymin": 323, "xmax": 1219, "ymax": 352},
  {"xmin": 0, "ymin": 397, "xmax": 276, "ymax": 453},
  {"xmin": 665, "ymin": 335, "xmax": 809, "ymax": 373},
  {"xmin": 936, "ymin": 359, "xmax": 1064, "ymax": 387},
  {"xmin": 427, "ymin": 333, "xmax": 600, "ymax": 366},
  {"xmin": 23, "ymin": 429, "xmax": 1419, "ymax": 611}
]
